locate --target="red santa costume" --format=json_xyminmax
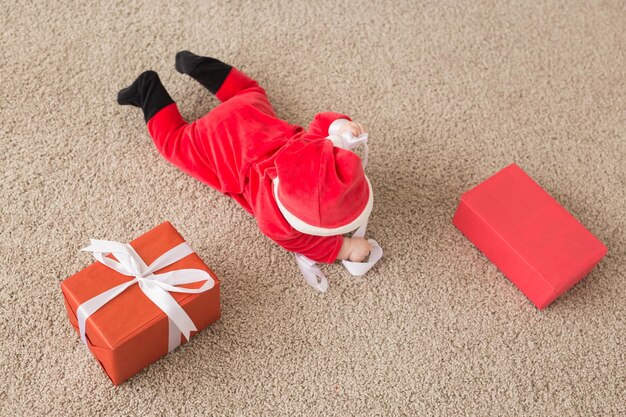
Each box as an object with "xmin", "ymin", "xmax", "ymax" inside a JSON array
[{"xmin": 118, "ymin": 52, "xmax": 381, "ymax": 290}]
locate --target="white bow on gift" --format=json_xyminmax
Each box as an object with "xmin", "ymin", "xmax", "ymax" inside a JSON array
[
  {"xmin": 295, "ymin": 129, "xmax": 382, "ymax": 292},
  {"xmin": 76, "ymin": 240, "xmax": 215, "ymax": 352}
]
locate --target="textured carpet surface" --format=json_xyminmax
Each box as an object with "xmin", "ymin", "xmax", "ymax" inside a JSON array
[{"xmin": 1, "ymin": 1, "xmax": 625, "ymax": 416}]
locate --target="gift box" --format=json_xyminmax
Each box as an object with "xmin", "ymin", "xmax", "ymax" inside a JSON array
[
  {"xmin": 61, "ymin": 221, "xmax": 220, "ymax": 385},
  {"xmin": 453, "ymin": 164, "xmax": 607, "ymax": 309}
]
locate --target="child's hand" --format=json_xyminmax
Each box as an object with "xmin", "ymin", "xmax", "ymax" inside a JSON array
[
  {"xmin": 337, "ymin": 237, "xmax": 372, "ymax": 262},
  {"xmin": 337, "ymin": 121, "xmax": 366, "ymax": 138}
]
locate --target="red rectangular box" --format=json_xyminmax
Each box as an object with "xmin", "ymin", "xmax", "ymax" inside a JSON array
[
  {"xmin": 61, "ymin": 221, "xmax": 221, "ymax": 385},
  {"xmin": 453, "ymin": 164, "xmax": 607, "ymax": 309}
]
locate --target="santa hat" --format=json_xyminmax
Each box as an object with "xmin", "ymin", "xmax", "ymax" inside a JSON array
[{"xmin": 273, "ymin": 138, "xmax": 373, "ymax": 236}]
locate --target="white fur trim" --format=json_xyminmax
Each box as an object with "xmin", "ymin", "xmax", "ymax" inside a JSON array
[{"xmin": 272, "ymin": 176, "xmax": 374, "ymax": 236}]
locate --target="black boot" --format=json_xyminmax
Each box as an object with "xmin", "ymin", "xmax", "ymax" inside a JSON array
[
  {"xmin": 117, "ymin": 70, "xmax": 175, "ymax": 122},
  {"xmin": 175, "ymin": 51, "xmax": 232, "ymax": 94}
]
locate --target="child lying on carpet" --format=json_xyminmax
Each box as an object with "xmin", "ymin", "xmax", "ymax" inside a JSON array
[{"xmin": 117, "ymin": 51, "xmax": 379, "ymax": 287}]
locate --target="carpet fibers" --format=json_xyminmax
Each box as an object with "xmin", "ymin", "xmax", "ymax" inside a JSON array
[{"xmin": 1, "ymin": 1, "xmax": 625, "ymax": 415}]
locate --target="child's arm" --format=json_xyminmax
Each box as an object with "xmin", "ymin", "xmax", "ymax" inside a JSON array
[{"xmin": 337, "ymin": 236, "xmax": 372, "ymax": 262}]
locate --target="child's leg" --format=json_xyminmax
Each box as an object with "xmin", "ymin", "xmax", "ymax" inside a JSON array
[
  {"xmin": 117, "ymin": 71, "xmax": 221, "ymax": 189},
  {"xmin": 175, "ymin": 51, "xmax": 275, "ymax": 114}
]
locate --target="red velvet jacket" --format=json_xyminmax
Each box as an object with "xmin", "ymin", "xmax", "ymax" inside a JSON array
[{"xmin": 146, "ymin": 68, "xmax": 349, "ymax": 263}]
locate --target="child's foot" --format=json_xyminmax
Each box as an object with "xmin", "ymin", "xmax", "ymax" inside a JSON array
[
  {"xmin": 117, "ymin": 70, "xmax": 159, "ymax": 107},
  {"xmin": 175, "ymin": 50, "xmax": 214, "ymax": 75},
  {"xmin": 175, "ymin": 51, "xmax": 231, "ymax": 94},
  {"xmin": 117, "ymin": 70, "xmax": 174, "ymax": 122}
]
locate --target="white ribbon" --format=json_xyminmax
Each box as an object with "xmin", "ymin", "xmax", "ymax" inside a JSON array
[
  {"xmin": 76, "ymin": 239, "xmax": 215, "ymax": 352},
  {"xmin": 340, "ymin": 221, "xmax": 383, "ymax": 276},
  {"xmin": 328, "ymin": 132, "xmax": 370, "ymax": 169},
  {"xmin": 295, "ymin": 252, "xmax": 329, "ymax": 293},
  {"xmin": 295, "ymin": 220, "xmax": 383, "ymax": 292}
]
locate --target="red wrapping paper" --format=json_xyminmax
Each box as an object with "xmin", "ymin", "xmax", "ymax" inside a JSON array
[
  {"xmin": 453, "ymin": 164, "xmax": 607, "ymax": 309},
  {"xmin": 61, "ymin": 221, "xmax": 221, "ymax": 385}
]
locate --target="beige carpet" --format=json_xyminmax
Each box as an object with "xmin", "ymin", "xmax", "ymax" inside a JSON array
[{"xmin": 1, "ymin": 0, "xmax": 624, "ymax": 415}]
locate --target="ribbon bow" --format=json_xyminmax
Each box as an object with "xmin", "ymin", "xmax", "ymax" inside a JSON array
[{"xmin": 76, "ymin": 239, "xmax": 215, "ymax": 352}]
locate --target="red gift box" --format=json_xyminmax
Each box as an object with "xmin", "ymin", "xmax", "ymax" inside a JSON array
[
  {"xmin": 453, "ymin": 164, "xmax": 607, "ymax": 309},
  {"xmin": 61, "ymin": 221, "xmax": 221, "ymax": 385}
]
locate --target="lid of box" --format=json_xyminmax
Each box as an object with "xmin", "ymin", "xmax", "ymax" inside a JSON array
[
  {"xmin": 61, "ymin": 221, "xmax": 220, "ymax": 350},
  {"xmin": 460, "ymin": 164, "xmax": 607, "ymax": 293}
]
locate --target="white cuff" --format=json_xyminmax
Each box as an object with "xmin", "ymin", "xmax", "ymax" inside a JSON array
[{"xmin": 328, "ymin": 118, "xmax": 350, "ymax": 137}]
